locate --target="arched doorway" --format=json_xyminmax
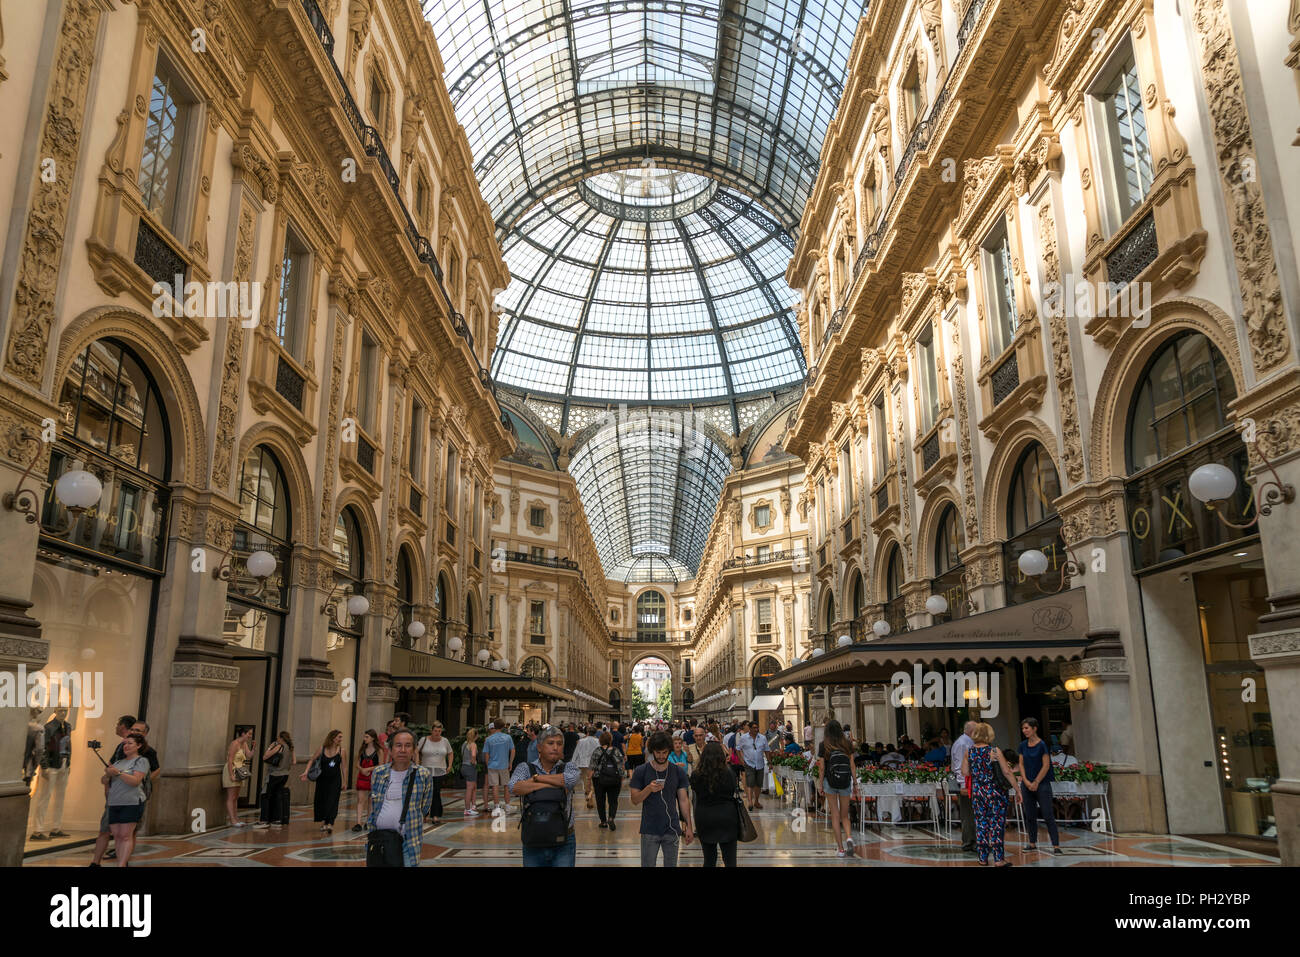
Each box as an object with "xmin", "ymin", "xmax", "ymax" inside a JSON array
[
  {"xmin": 226, "ymin": 444, "xmax": 294, "ymax": 805},
  {"xmin": 751, "ymin": 656, "xmax": 782, "ymax": 701},
  {"xmin": 31, "ymin": 337, "xmax": 176, "ymax": 829},
  {"xmin": 631, "ymin": 656, "xmax": 672, "ymax": 720}
]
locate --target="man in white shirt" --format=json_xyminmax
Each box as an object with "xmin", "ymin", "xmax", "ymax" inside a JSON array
[
  {"xmin": 950, "ymin": 721, "xmax": 977, "ymax": 853},
  {"xmin": 1049, "ymin": 745, "xmax": 1078, "ymax": 769},
  {"xmin": 573, "ymin": 726, "xmax": 602, "ymax": 809}
]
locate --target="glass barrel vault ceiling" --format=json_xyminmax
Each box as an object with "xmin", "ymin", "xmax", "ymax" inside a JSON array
[{"xmin": 421, "ymin": 0, "xmax": 867, "ymax": 580}]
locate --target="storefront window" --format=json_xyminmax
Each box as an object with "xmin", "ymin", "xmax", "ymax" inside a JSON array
[
  {"xmin": 43, "ymin": 340, "xmax": 170, "ymax": 571},
  {"xmin": 1003, "ymin": 443, "xmax": 1067, "ymax": 606},
  {"xmin": 26, "ymin": 557, "xmax": 152, "ymax": 834},
  {"xmin": 1124, "ymin": 335, "xmax": 1250, "ymax": 571}
]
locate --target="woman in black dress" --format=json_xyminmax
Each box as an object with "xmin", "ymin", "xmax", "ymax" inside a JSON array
[
  {"xmin": 301, "ymin": 729, "xmax": 345, "ymax": 834},
  {"xmin": 691, "ymin": 742, "xmax": 741, "ymax": 867}
]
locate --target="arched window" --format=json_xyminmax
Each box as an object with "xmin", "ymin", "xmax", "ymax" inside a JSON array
[
  {"xmin": 636, "ymin": 589, "xmax": 667, "ymax": 640},
  {"xmin": 609, "ymin": 688, "xmax": 621, "ymax": 712},
  {"xmin": 1124, "ymin": 333, "xmax": 1250, "ymax": 570},
  {"xmin": 883, "ymin": 544, "xmax": 907, "ymax": 633},
  {"xmin": 1004, "ymin": 443, "xmax": 1067, "ymax": 606},
  {"xmin": 682, "ymin": 688, "xmax": 695, "ymax": 710},
  {"xmin": 46, "ymin": 338, "xmax": 171, "ymax": 569},
  {"xmin": 57, "ymin": 339, "xmax": 169, "ymax": 477},
  {"xmin": 239, "ymin": 446, "xmax": 290, "ymax": 542},
  {"xmin": 931, "ymin": 504, "xmax": 968, "ymax": 623},
  {"xmin": 434, "ymin": 572, "xmax": 451, "ymax": 655},
  {"xmin": 1007, "ymin": 444, "xmax": 1061, "ymax": 537},
  {"xmin": 232, "ymin": 445, "xmax": 291, "ymax": 608},
  {"xmin": 394, "ymin": 545, "xmax": 416, "ymax": 648},
  {"xmin": 521, "ymin": 656, "xmax": 550, "ymax": 682},
  {"xmin": 751, "ymin": 655, "xmax": 782, "ymax": 700},
  {"xmin": 851, "ymin": 572, "xmax": 865, "ymax": 620},
  {"xmin": 329, "ymin": 508, "xmax": 365, "ymax": 637},
  {"xmin": 1126, "ymin": 332, "xmax": 1236, "ymax": 474}
]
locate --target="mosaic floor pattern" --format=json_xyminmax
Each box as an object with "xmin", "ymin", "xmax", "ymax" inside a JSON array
[{"xmin": 22, "ymin": 786, "xmax": 1281, "ymax": 867}]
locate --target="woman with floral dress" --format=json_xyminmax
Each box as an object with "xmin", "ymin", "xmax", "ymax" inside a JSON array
[{"xmin": 961, "ymin": 722, "xmax": 1021, "ymax": 866}]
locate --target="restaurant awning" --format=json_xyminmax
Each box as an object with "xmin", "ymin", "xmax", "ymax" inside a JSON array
[
  {"xmin": 747, "ymin": 694, "xmax": 786, "ymax": 711},
  {"xmin": 771, "ymin": 587, "xmax": 1091, "ymax": 689},
  {"xmin": 390, "ymin": 647, "xmax": 575, "ymax": 702}
]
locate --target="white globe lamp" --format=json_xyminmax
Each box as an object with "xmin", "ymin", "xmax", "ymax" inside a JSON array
[
  {"xmin": 345, "ymin": 594, "xmax": 370, "ymax": 617},
  {"xmin": 837, "ymin": 634, "xmax": 852, "ymax": 647},
  {"xmin": 245, "ymin": 549, "xmax": 277, "ymax": 579},
  {"xmin": 1017, "ymin": 549, "xmax": 1049, "ymax": 578},
  {"xmin": 54, "ymin": 469, "xmax": 102, "ymax": 510},
  {"xmin": 1189, "ymin": 463, "xmax": 1237, "ymax": 503},
  {"xmin": 407, "ymin": 620, "xmax": 427, "ymax": 640},
  {"xmin": 872, "ymin": 619, "xmax": 890, "ymax": 638},
  {"xmin": 926, "ymin": 594, "xmax": 948, "ymax": 616}
]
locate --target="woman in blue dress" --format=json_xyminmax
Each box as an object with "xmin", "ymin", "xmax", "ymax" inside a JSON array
[{"xmin": 961, "ymin": 722, "xmax": 1021, "ymax": 865}]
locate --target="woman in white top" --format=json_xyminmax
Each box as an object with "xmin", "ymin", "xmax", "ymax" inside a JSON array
[{"xmin": 417, "ymin": 722, "xmax": 454, "ymax": 823}]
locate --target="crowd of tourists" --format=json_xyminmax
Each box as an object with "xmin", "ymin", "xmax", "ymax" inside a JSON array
[{"xmin": 229, "ymin": 710, "xmax": 1080, "ymax": 868}]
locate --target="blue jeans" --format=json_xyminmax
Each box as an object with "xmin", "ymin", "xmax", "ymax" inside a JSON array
[
  {"xmin": 641, "ymin": 831, "xmax": 680, "ymax": 867},
  {"xmin": 521, "ymin": 830, "xmax": 576, "ymax": 867}
]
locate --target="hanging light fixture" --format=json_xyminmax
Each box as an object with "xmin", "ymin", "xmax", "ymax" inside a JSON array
[
  {"xmin": 1188, "ymin": 433, "xmax": 1295, "ymax": 527},
  {"xmin": 872, "ymin": 619, "xmax": 891, "ymax": 637},
  {"xmin": 925, "ymin": 594, "xmax": 948, "ymax": 616}
]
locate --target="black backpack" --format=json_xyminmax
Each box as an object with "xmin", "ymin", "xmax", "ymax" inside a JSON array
[
  {"xmin": 825, "ymin": 748, "xmax": 852, "ymax": 790},
  {"xmin": 520, "ymin": 762, "xmax": 570, "ymax": 848},
  {"xmin": 595, "ymin": 748, "xmax": 621, "ymax": 784}
]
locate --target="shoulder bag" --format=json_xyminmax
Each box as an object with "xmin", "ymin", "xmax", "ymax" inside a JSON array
[
  {"xmin": 307, "ymin": 754, "xmax": 323, "ymax": 781},
  {"xmin": 366, "ymin": 769, "xmax": 417, "ymax": 867},
  {"xmin": 735, "ymin": 795, "xmax": 758, "ymax": 843}
]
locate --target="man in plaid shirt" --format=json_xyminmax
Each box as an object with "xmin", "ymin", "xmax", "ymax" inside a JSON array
[{"xmin": 367, "ymin": 729, "xmax": 435, "ymax": 867}]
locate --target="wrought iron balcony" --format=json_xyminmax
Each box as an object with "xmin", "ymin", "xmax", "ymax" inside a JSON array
[
  {"xmin": 722, "ymin": 549, "xmax": 806, "ymax": 569},
  {"xmin": 504, "ymin": 550, "xmax": 579, "ymax": 570}
]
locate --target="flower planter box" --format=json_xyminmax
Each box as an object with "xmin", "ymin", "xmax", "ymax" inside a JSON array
[
  {"xmin": 859, "ymin": 782, "xmax": 940, "ymax": 798},
  {"xmin": 1054, "ymin": 780, "xmax": 1107, "ymax": 795}
]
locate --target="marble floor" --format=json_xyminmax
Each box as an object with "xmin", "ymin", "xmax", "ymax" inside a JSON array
[{"xmin": 22, "ymin": 785, "xmax": 1281, "ymax": 867}]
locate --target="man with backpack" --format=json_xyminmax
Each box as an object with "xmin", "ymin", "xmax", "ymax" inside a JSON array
[
  {"xmin": 591, "ymin": 731, "xmax": 626, "ymax": 829},
  {"xmin": 30, "ymin": 709, "xmax": 73, "ymax": 841},
  {"xmin": 572, "ymin": 725, "xmax": 601, "ymax": 810},
  {"xmin": 509, "ymin": 726, "xmax": 580, "ymax": 866}
]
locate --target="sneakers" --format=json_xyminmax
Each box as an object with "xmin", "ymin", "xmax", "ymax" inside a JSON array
[
  {"xmin": 844, "ymin": 837, "xmax": 855, "ymax": 855},
  {"xmin": 29, "ymin": 832, "xmax": 48, "ymax": 841},
  {"xmin": 253, "ymin": 822, "xmax": 271, "ymax": 829},
  {"xmin": 464, "ymin": 808, "xmax": 480, "ymax": 817},
  {"xmin": 608, "ymin": 820, "xmax": 616, "ymax": 831},
  {"xmin": 836, "ymin": 849, "xmax": 847, "ymax": 858}
]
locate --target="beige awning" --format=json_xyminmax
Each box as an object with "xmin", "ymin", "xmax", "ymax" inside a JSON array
[
  {"xmin": 771, "ymin": 587, "xmax": 1091, "ymax": 689},
  {"xmin": 747, "ymin": 694, "xmax": 786, "ymax": 711},
  {"xmin": 389, "ymin": 647, "xmax": 575, "ymax": 701}
]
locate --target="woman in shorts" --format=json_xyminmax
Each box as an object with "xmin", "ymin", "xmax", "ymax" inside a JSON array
[{"xmin": 102, "ymin": 732, "xmax": 150, "ymax": 867}]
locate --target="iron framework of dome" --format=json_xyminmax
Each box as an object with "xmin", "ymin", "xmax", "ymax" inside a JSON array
[
  {"xmin": 422, "ymin": 0, "xmax": 867, "ymax": 580},
  {"xmin": 491, "ymin": 174, "xmax": 805, "ymax": 429}
]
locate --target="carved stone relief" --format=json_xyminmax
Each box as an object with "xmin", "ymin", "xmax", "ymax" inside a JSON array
[
  {"xmin": 4, "ymin": 0, "xmax": 102, "ymax": 385},
  {"xmin": 1190, "ymin": 0, "xmax": 1291, "ymax": 374}
]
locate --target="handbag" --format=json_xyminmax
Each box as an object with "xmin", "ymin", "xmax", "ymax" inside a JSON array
[
  {"xmin": 266, "ymin": 745, "xmax": 283, "ymax": 769},
  {"xmin": 366, "ymin": 769, "xmax": 417, "ymax": 867},
  {"xmin": 234, "ymin": 765, "xmax": 251, "ymax": 781},
  {"xmin": 307, "ymin": 755, "xmax": 322, "ymax": 782},
  {"xmin": 735, "ymin": 797, "xmax": 758, "ymax": 843}
]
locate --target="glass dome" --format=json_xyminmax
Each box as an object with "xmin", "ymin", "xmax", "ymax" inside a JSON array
[{"xmin": 492, "ymin": 179, "xmax": 806, "ymax": 408}]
